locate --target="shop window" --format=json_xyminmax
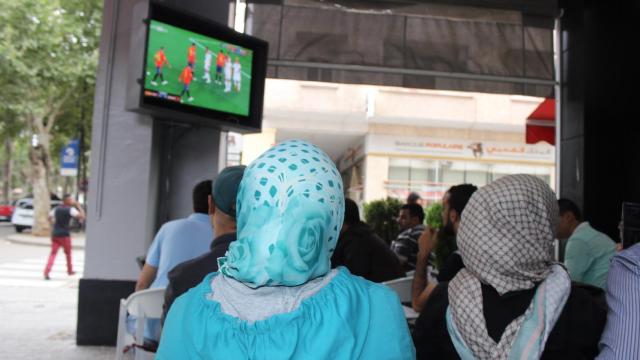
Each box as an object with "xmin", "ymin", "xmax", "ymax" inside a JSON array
[
  {"xmin": 387, "ymin": 158, "xmax": 553, "ymax": 199},
  {"xmin": 465, "ymin": 171, "xmax": 488, "ymax": 186},
  {"xmin": 389, "ymin": 158, "xmax": 410, "ymax": 183},
  {"xmin": 409, "ymin": 159, "xmax": 437, "ymax": 189}
]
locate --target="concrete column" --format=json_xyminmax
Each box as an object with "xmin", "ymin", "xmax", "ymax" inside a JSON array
[
  {"xmin": 364, "ymin": 155, "xmax": 389, "ymax": 202},
  {"xmin": 78, "ymin": 0, "xmax": 230, "ymax": 345},
  {"xmin": 241, "ymin": 127, "xmax": 276, "ymax": 164},
  {"xmin": 559, "ymin": 0, "xmax": 640, "ymax": 241}
]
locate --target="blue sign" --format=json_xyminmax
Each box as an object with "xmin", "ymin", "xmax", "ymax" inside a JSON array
[{"xmin": 60, "ymin": 139, "xmax": 80, "ymax": 176}]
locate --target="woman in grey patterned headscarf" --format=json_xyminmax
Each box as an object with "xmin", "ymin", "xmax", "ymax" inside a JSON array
[
  {"xmin": 413, "ymin": 174, "xmax": 607, "ymax": 360},
  {"xmin": 447, "ymin": 174, "xmax": 570, "ymax": 359}
]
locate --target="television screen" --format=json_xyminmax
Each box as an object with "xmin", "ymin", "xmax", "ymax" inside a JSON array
[
  {"xmin": 143, "ymin": 20, "xmax": 254, "ymax": 117},
  {"xmin": 127, "ymin": 2, "xmax": 268, "ymax": 132}
]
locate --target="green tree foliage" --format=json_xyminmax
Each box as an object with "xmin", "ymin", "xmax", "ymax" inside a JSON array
[
  {"xmin": 0, "ymin": 0, "xmax": 101, "ymax": 234},
  {"xmin": 425, "ymin": 201, "xmax": 443, "ymax": 230},
  {"xmin": 363, "ymin": 198, "xmax": 403, "ymax": 245},
  {"xmin": 425, "ymin": 201, "xmax": 458, "ymax": 271}
]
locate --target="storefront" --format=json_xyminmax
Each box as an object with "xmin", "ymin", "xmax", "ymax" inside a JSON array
[{"xmin": 339, "ymin": 133, "xmax": 554, "ymax": 205}]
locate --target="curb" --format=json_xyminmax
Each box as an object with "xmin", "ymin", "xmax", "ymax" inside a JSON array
[{"xmin": 5, "ymin": 234, "xmax": 86, "ymax": 250}]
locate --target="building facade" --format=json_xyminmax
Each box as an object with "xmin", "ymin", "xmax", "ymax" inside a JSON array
[{"xmin": 243, "ymin": 78, "xmax": 554, "ymax": 205}]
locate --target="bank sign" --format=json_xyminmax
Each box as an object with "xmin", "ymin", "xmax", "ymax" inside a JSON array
[
  {"xmin": 60, "ymin": 139, "xmax": 80, "ymax": 176},
  {"xmin": 367, "ymin": 134, "xmax": 555, "ymax": 163}
]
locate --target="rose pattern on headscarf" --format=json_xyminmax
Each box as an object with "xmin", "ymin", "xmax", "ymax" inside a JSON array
[
  {"xmin": 218, "ymin": 140, "xmax": 345, "ymax": 288},
  {"xmin": 265, "ymin": 197, "xmax": 331, "ymax": 285}
]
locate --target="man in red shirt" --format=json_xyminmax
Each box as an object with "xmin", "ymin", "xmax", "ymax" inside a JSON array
[
  {"xmin": 151, "ymin": 47, "xmax": 171, "ymax": 86},
  {"xmin": 187, "ymin": 43, "xmax": 197, "ymax": 78},
  {"xmin": 179, "ymin": 65, "xmax": 194, "ymax": 102},
  {"xmin": 215, "ymin": 49, "xmax": 226, "ymax": 84},
  {"xmin": 44, "ymin": 195, "xmax": 85, "ymax": 280}
]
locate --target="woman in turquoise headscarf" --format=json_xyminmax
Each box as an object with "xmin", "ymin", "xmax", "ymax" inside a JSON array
[{"xmin": 157, "ymin": 140, "xmax": 415, "ymax": 360}]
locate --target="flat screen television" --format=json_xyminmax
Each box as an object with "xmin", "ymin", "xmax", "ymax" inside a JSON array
[{"xmin": 128, "ymin": 2, "xmax": 268, "ymax": 133}]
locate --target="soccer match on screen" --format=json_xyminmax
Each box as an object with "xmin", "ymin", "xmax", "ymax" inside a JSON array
[{"xmin": 143, "ymin": 20, "xmax": 253, "ymax": 116}]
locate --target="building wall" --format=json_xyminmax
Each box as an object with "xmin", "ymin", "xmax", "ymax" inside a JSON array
[
  {"xmin": 253, "ymin": 79, "xmax": 553, "ymax": 206},
  {"xmin": 241, "ymin": 128, "xmax": 276, "ymax": 165},
  {"xmin": 363, "ymin": 156, "xmax": 389, "ymax": 203}
]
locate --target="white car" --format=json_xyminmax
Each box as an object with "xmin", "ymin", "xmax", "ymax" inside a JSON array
[{"xmin": 11, "ymin": 198, "xmax": 63, "ymax": 233}]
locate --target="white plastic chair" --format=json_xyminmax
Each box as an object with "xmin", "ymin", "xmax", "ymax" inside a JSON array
[
  {"xmin": 115, "ymin": 287, "xmax": 165, "ymax": 360},
  {"xmin": 383, "ymin": 275, "xmax": 414, "ymax": 303}
]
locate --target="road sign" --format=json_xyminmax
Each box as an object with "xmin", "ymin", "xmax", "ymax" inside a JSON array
[{"xmin": 60, "ymin": 139, "xmax": 80, "ymax": 177}]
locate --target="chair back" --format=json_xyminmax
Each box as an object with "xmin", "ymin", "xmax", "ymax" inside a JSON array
[
  {"xmin": 126, "ymin": 288, "xmax": 165, "ymax": 318},
  {"xmin": 383, "ymin": 275, "xmax": 413, "ymax": 303},
  {"xmin": 115, "ymin": 287, "xmax": 165, "ymax": 360}
]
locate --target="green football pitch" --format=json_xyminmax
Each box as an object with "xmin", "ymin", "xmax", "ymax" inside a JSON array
[{"xmin": 144, "ymin": 20, "xmax": 253, "ymax": 116}]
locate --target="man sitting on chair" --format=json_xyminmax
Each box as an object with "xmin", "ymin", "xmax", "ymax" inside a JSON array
[{"xmin": 161, "ymin": 165, "xmax": 245, "ymax": 324}]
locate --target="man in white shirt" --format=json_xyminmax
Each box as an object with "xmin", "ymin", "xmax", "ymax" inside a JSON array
[
  {"xmin": 232, "ymin": 57, "xmax": 242, "ymax": 92},
  {"xmin": 202, "ymin": 47, "xmax": 212, "ymax": 84},
  {"xmin": 224, "ymin": 54, "xmax": 232, "ymax": 93}
]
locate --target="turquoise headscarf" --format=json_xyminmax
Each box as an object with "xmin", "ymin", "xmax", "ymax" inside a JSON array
[{"xmin": 218, "ymin": 140, "xmax": 345, "ymax": 288}]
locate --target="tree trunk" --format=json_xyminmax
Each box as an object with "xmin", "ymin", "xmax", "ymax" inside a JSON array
[
  {"xmin": 63, "ymin": 176, "xmax": 72, "ymax": 196},
  {"xmin": 30, "ymin": 130, "xmax": 52, "ymax": 236},
  {"xmin": 2, "ymin": 139, "xmax": 12, "ymax": 203}
]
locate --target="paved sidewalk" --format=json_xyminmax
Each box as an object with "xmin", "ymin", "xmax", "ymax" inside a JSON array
[
  {"xmin": 0, "ymin": 234, "xmax": 114, "ymax": 359},
  {"xmin": 0, "ymin": 286, "xmax": 114, "ymax": 359},
  {"xmin": 6, "ymin": 232, "xmax": 85, "ymax": 249}
]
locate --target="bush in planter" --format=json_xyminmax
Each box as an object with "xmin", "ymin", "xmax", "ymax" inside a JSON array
[
  {"xmin": 363, "ymin": 198, "xmax": 403, "ymax": 245},
  {"xmin": 425, "ymin": 201, "xmax": 454, "ymax": 270},
  {"xmin": 425, "ymin": 201, "xmax": 443, "ymax": 230}
]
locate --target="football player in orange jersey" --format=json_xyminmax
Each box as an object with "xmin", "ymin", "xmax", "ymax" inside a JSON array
[
  {"xmin": 187, "ymin": 43, "xmax": 197, "ymax": 79},
  {"xmin": 215, "ymin": 49, "xmax": 226, "ymax": 84},
  {"xmin": 151, "ymin": 46, "xmax": 171, "ymax": 86},
  {"xmin": 178, "ymin": 64, "xmax": 194, "ymax": 102}
]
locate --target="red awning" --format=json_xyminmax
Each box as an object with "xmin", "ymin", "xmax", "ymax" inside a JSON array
[{"xmin": 526, "ymin": 98, "xmax": 555, "ymax": 145}]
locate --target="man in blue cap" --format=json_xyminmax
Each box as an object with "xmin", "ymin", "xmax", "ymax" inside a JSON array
[{"xmin": 161, "ymin": 165, "xmax": 245, "ymax": 323}]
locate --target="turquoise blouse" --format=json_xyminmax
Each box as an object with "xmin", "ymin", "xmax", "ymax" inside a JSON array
[{"xmin": 157, "ymin": 267, "xmax": 415, "ymax": 360}]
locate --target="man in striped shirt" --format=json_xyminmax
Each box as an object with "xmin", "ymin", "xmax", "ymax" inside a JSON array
[
  {"xmin": 391, "ymin": 203, "xmax": 425, "ymax": 271},
  {"xmin": 597, "ymin": 243, "xmax": 640, "ymax": 359}
]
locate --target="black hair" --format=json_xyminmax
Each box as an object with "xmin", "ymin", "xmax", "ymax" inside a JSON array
[
  {"xmin": 447, "ymin": 184, "xmax": 478, "ymax": 216},
  {"xmin": 558, "ymin": 198, "xmax": 582, "ymax": 221},
  {"xmin": 63, "ymin": 194, "xmax": 73, "ymax": 200},
  {"xmin": 401, "ymin": 203, "xmax": 425, "ymax": 223},
  {"xmin": 344, "ymin": 198, "xmax": 361, "ymax": 226},
  {"xmin": 406, "ymin": 192, "xmax": 421, "ymax": 204},
  {"xmin": 192, "ymin": 180, "xmax": 212, "ymax": 214}
]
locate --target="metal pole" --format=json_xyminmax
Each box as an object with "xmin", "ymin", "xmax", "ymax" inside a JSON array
[
  {"xmin": 267, "ymin": 60, "xmax": 558, "ymax": 86},
  {"xmin": 554, "ymin": 11, "xmax": 563, "ymax": 195},
  {"xmin": 77, "ymin": 81, "xmax": 87, "ymax": 203}
]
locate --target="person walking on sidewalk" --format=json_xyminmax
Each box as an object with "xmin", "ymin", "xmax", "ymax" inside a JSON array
[{"xmin": 44, "ymin": 194, "xmax": 85, "ymax": 280}]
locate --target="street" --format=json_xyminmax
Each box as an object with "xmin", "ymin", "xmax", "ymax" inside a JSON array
[{"xmin": 0, "ymin": 223, "xmax": 113, "ymax": 359}]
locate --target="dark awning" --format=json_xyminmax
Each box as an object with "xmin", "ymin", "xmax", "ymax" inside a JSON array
[{"xmin": 246, "ymin": 0, "xmax": 556, "ymax": 97}]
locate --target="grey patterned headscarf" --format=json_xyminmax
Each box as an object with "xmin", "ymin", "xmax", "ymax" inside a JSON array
[{"xmin": 448, "ymin": 174, "xmax": 568, "ymax": 359}]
